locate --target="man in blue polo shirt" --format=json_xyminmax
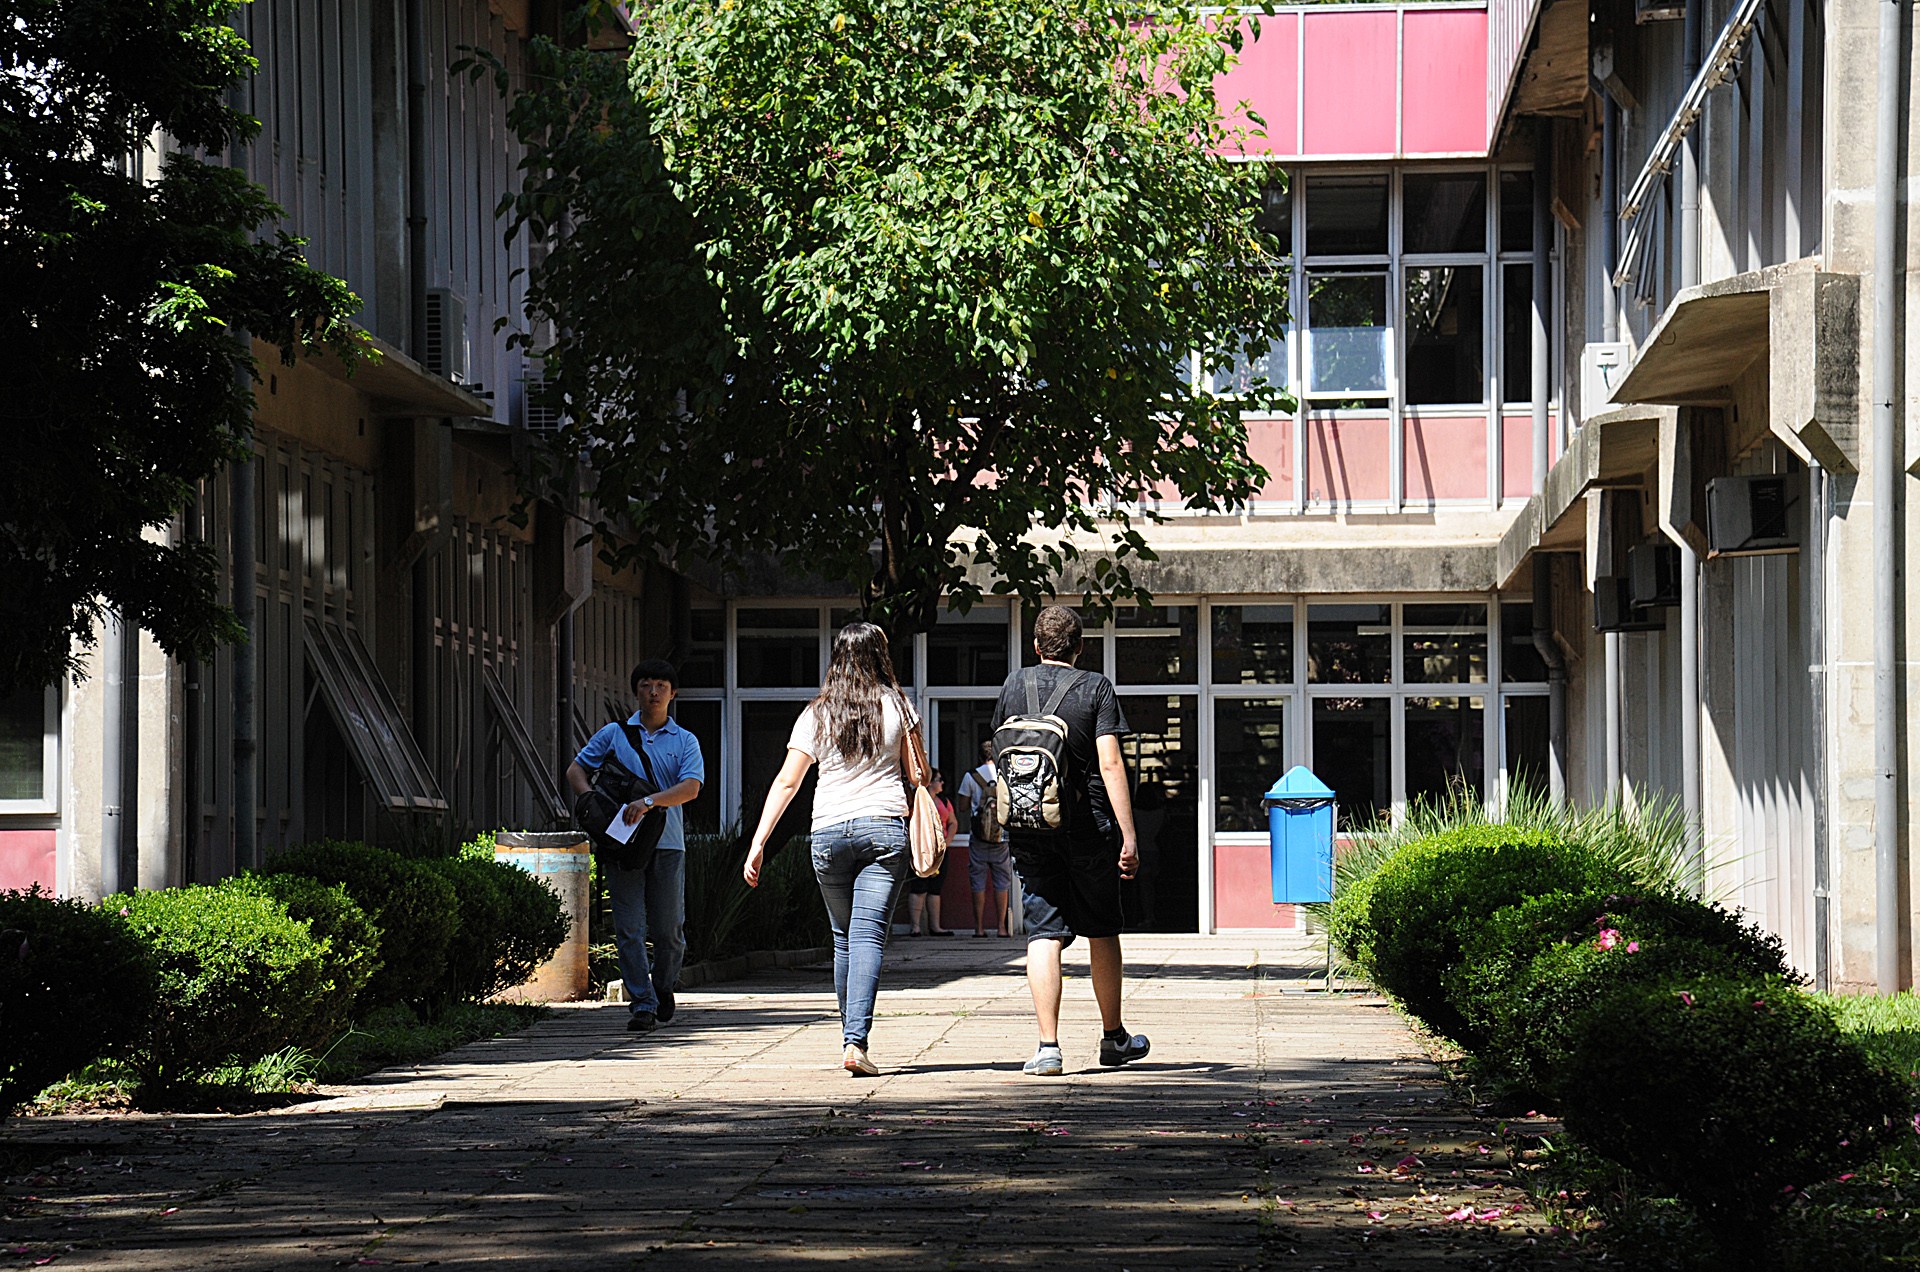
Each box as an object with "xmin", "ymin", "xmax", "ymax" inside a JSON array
[{"xmin": 567, "ymin": 659, "xmax": 705, "ymax": 1033}]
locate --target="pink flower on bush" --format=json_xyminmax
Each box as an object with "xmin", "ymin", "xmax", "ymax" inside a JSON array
[
  {"xmin": 1596, "ymin": 928, "xmax": 1622, "ymax": 951},
  {"xmin": 1626, "ymin": 941, "xmax": 1640, "ymax": 953},
  {"xmin": 1677, "ymin": 991, "xmax": 1695, "ymax": 1007}
]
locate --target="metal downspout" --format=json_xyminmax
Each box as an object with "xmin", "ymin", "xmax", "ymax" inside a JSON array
[
  {"xmin": 1809, "ymin": 461, "xmax": 1832, "ymax": 991},
  {"xmin": 1531, "ymin": 120, "xmax": 1552, "ymax": 498},
  {"xmin": 227, "ymin": 63, "xmax": 257, "ymax": 874},
  {"xmin": 1871, "ymin": 0, "xmax": 1906, "ymax": 994},
  {"xmin": 1602, "ymin": 93, "xmax": 1624, "ymax": 805},
  {"xmin": 1675, "ymin": 0, "xmax": 1704, "ymax": 863},
  {"xmin": 1533, "ymin": 556, "xmax": 1569, "ymax": 805},
  {"xmin": 99, "ymin": 611, "xmax": 136, "ymax": 897},
  {"xmin": 406, "ymin": 0, "xmax": 436, "ymax": 757}
]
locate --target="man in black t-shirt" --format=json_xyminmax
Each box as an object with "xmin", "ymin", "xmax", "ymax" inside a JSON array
[{"xmin": 991, "ymin": 605, "xmax": 1151, "ymax": 1077}]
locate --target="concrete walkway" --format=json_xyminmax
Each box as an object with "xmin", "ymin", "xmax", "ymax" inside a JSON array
[{"xmin": 3, "ymin": 935, "xmax": 1587, "ymax": 1269}]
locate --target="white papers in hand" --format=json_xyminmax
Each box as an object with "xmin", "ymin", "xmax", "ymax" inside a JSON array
[{"xmin": 606, "ymin": 805, "xmax": 641, "ymax": 844}]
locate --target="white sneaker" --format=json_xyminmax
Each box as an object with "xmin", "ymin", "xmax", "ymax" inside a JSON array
[
  {"xmin": 1022, "ymin": 1044, "xmax": 1064, "ymax": 1076},
  {"xmin": 843, "ymin": 1044, "xmax": 880, "ymax": 1076}
]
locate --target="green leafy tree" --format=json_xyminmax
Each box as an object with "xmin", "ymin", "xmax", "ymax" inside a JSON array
[
  {"xmin": 0, "ymin": 0, "xmax": 367, "ymax": 692},
  {"xmin": 483, "ymin": 0, "xmax": 1290, "ymax": 637}
]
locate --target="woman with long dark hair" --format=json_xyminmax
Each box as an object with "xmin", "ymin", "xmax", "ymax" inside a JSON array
[{"xmin": 744, "ymin": 621, "xmax": 918, "ymax": 1076}]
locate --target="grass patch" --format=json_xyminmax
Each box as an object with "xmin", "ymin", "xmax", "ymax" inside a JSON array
[
  {"xmin": 1826, "ymin": 989, "xmax": 1920, "ymax": 1088},
  {"xmin": 314, "ymin": 1002, "xmax": 547, "ymax": 1082}
]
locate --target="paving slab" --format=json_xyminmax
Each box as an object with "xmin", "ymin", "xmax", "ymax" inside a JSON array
[{"xmin": 2, "ymin": 934, "xmax": 1590, "ymax": 1269}]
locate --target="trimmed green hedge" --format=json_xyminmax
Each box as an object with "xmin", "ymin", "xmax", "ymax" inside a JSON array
[
  {"xmin": 421, "ymin": 856, "xmax": 569, "ymax": 1003},
  {"xmin": 0, "ymin": 887, "xmax": 153, "ymax": 1118},
  {"xmin": 1561, "ymin": 974, "xmax": 1909, "ymax": 1255},
  {"xmin": 266, "ymin": 840, "xmax": 456, "ymax": 1010},
  {"xmin": 1451, "ymin": 888, "xmax": 1796, "ymax": 1096},
  {"xmin": 107, "ymin": 881, "xmax": 337, "ymax": 1090},
  {"xmin": 1357, "ymin": 824, "xmax": 1631, "ymax": 1046},
  {"xmin": 230, "ymin": 871, "xmax": 382, "ymax": 1039}
]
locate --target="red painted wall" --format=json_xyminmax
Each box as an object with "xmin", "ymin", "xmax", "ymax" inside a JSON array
[
  {"xmin": 1404, "ymin": 414, "xmax": 1490, "ymax": 502},
  {"xmin": 1306, "ymin": 414, "xmax": 1392, "ymax": 504},
  {"xmin": 1212, "ymin": 841, "xmax": 1300, "ymax": 928},
  {"xmin": 1217, "ymin": 14, "xmax": 1299, "ymax": 157},
  {"xmin": 0, "ymin": 830, "xmax": 56, "ymax": 893},
  {"xmin": 1248, "ymin": 415, "xmax": 1296, "ymax": 499},
  {"xmin": 1402, "ymin": 10, "xmax": 1491, "ymax": 155},
  {"xmin": 1303, "ymin": 10, "xmax": 1399, "ymax": 156}
]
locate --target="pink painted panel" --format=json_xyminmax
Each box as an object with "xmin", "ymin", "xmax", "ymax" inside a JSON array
[
  {"xmin": 1402, "ymin": 10, "xmax": 1491, "ymax": 155},
  {"xmin": 1213, "ymin": 841, "xmax": 1300, "ymax": 929},
  {"xmin": 1499, "ymin": 411, "xmax": 1562, "ymax": 501},
  {"xmin": 1306, "ymin": 413, "xmax": 1392, "ymax": 504},
  {"xmin": 1404, "ymin": 414, "xmax": 1489, "ymax": 503},
  {"xmin": 1302, "ymin": 10, "xmax": 1397, "ymax": 156},
  {"xmin": 0, "ymin": 830, "xmax": 56, "ymax": 893},
  {"xmin": 1216, "ymin": 14, "xmax": 1299, "ymax": 157},
  {"xmin": 1247, "ymin": 414, "xmax": 1295, "ymax": 499}
]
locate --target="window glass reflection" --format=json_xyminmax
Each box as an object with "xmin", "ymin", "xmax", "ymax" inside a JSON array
[
  {"xmin": 1307, "ymin": 604, "xmax": 1391, "ymax": 684},
  {"xmin": 1306, "ymin": 271, "xmax": 1389, "ymax": 396},
  {"xmin": 737, "ymin": 608, "xmax": 820, "ymax": 688},
  {"xmin": 1214, "ymin": 698, "xmax": 1288, "ymax": 832},
  {"xmin": 1402, "ymin": 603, "xmax": 1488, "ymax": 683},
  {"xmin": 1114, "ymin": 606, "xmax": 1198, "ymax": 684},
  {"xmin": 1312, "ymin": 696, "xmax": 1390, "ymax": 827},
  {"xmin": 1305, "ymin": 175, "xmax": 1388, "ymax": 256},
  {"xmin": 1211, "ymin": 605, "xmax": 1294, "ymax": 684},
  {"xmin": 1404, "ymin": 266, "xmax": 1484, "ymax": 407},
  {"xmin": 1502, "ymin": 263, "xmax": 1534, "ymax": 405},
  {"xmin": 1404, "ymin": 172, "xmax": 1489, "ymax": 254},
  {"xmin": 1405, "ymin": 696, "xmax": 1485, "ymax": 809},
  {"xmin": 1120, "ymin": 694, "xmax": 1199, "ymax": 931},
  {"xmin": 925, "ymin": 607, "xmax": 1008, "ymax": 686}
]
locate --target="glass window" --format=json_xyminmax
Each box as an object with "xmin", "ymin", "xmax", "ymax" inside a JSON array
[
  {"xmin": 1312, "ymin": 696, "xmax": 1390, "ymax": 828},
  {"xmin": 737, "ymin": 607, "xmax": 820, "ymax": 688},
  {"xmin": 925, "ymin": 607, "xmax": 1008, "ymax": 686},
  {"xmin": 1504, "ymin": 694, "xmax": 1551, "ymax": 797},
  {"xmin": 1404, "ymin": 172, "xmax": 1488, "ymax": 255},
  {"xmin": 1403, "ymin": 266, "xmax": 1485, "ymax": 407},
  {"xmin": 1213, "ymin": 698, "xmax": 1288, "ymax": 832},
  {"xmin": 1500, "ymin": 603, "xmax": 1550, "ymax": 681},
  {"xmin": 1114, "ymin": 605, "xmax": 1198, "ymax": 684},
  {"xmin": 1118, "ymin": 695, "xmax": 1199, "ymax": 932},
  {"xmin": 0, "ymin": 687, "xmax": 49, "ymax": 802},
  {"xmin": 830, "ymin": 608, "xmax": 916, "ymax": 685},
  {"xmin": 933, "ymin": 698, "xmax": 1001, "ymax": 838},
  {"xmin": 1305, "ymin": 175, "xmax": 1388, "ymax": 256},
  {"xmin": 1258, "ymin": 173, "xmax": 1293, "ymax": 248},
  {"xmin": 1307, "ymin": 604, "xmax": 1391, "ymax": 684},
  {"xmin": 670, "ymin": 698, "xmax": 722, "ymax": 834},
  {"xmin": 1402, "ymin": 603, "xmax": 1488, "ymax": 683},
  {"xmin": 1499, "ymin": 170, "xmax": 1535, "ymax": 254},
  {"xmin": 1405, "ymin": 695, "xmax": 1486, "ymax": 810},
  {"xmin": 1210, "ymin": 307, "xmax": 1289, "ymax": 398},
  {"xmin": 1305, "ymin": 271, "xmax": 1389, "ymax": 396},
  {"xmin": 742, "ymin": 699, "xmax": 814, "ymax": 846},
  {"xmin": 1502, "ymin": 263, "xmax": 1535, "ymax": 405},
  {"xmin": 1021, "ymin": 608, "xmax": 1108, "ymax": 671},
  {"xmin": 1211, "ymin": 605, "xmax": 1294, "ymax": 685},
  {"xmin": 678, "ymin": 607, "xmax": 726, "ymax": 689}
]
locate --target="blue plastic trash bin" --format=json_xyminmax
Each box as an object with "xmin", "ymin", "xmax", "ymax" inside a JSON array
[{"xmin": 1264, "ymin": 766, "xmax": 1336, "ymax": 904}]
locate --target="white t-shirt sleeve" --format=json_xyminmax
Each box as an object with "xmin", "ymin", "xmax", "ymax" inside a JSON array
[{"xmin": 786, "ymin": 704, "xmax": 819, "ymax": 759}]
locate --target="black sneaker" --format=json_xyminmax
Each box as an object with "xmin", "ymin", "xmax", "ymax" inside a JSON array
[
  {"xmin": 627, "ymin": 1011, "xmax": 658, "ymax": 1033},
  {"xmin": 655, "ymin": 987, "xmax": 676, "ymax": 1024},
  {"xmin": 1099, "ymin": 1032, "xmax": 1150, "ymax": 1067}
]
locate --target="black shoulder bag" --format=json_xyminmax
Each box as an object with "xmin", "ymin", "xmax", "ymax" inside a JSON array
[{"xmin": 574, "ymin": 723, "xmax": 668, "ymax": 870}]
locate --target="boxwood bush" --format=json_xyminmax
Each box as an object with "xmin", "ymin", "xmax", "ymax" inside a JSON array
[
  {"xmin": 267, "ymin": 840, "xmax": 456, "ymax": 1010},
  {"xmin": 1451, "ymin": 889, "xmax": 1798, "ymax": 1099},
  {"xmin": 421, "ymin": 856, "xmax": 568, "ymax": 1003},
  {"xmin": 230, "ymin": 872, "xmax": 382, "ymax": 1039},
  {"xmin": 107, "ymin": 881, "xmax": 335, "ymax": 1091},
  {"xmin": 0, "ymin": 887, "xmax": 154, "ymax": 1118},
  {"xmin": 1360, "ymin": 824, "xmax": 1630, "ymax": 1046},
  {"xmin": 1560, "ymin": 974, "xmax": 1909, "ymax": 1257}
]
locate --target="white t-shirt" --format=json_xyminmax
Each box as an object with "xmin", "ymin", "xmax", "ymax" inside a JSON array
[
  {"xmin": 958, "ymin": 762, "xmax": 995, "ymax": 813},
  {"xmin": 787, "ymin": 693, "xmax": 918, "ymax": 833}
]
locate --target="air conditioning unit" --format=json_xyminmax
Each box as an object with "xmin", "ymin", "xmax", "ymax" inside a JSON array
[
  {"xmin": 1594, "ymin": 575, "xmax": 1666, "ymax": 632},
  {"xmin": 424, "ymin": 288, "xmax": 470, "ymax": 384},
  {"xmin": 1580, "ymin": 342, "xmax": 1632, "ymax": 421},
  {"xmin": 1627, "ymin": 540, "xmax": 1682, "ymax": 607},
  {"xmin": 1707, "ymin": 473, "xmax": 1801, "ymax": 556}
]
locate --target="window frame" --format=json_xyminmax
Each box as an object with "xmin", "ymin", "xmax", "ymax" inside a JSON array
[{"xmin": 0, "ymin": 686, "xmax": 58, "ymax": 815}]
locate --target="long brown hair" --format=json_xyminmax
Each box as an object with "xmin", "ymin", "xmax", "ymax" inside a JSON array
[{"xmin": 812, "ymin": 621, "xmax": 901, "ymax": 763}]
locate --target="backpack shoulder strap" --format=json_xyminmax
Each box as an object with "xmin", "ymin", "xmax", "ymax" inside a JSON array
[
  {"xmin": 1023, "ymin": 665, "xmax": 1042, "ymax": 715},
  {"xmin": 1040, "ymin": 669, "xmax": 1085, "ymax": 717},
  {"xmin": 617, "ymin": 721, "xmax": 660, "ymax": 786}
]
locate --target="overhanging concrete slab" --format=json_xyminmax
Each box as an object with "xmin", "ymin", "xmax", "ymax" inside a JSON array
[
  {"xmin": 1494, "ymin": 406, "xmax": 1669, "ymax": 586},
  {"xmin": 305, "ymin": 332, "xmax": 494, "ymax": 419},
  {"xmin": 1612, "ymin": 259, "xmax": 1858, "ymax": 470}
]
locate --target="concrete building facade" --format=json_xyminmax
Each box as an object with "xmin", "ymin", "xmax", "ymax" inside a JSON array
[{"xmin": 0, "ymin": 0, "xmax": 1913, "ymax": 986}]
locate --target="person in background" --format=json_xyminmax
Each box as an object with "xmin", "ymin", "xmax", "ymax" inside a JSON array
[
  {"xmin": 959, "ymin": 739, "xmax": 1012, "ymax": 937},
  {"xmin": 906, "ymin": 770, "xmax": 958, "ymax": 936},
  {"xmin": 566, "ymin": 659, "xmax": 704, "ymax": 1035},
  {"xmin": 744, "ymin": 622, "xmax": 917, "ymax": 1076}
]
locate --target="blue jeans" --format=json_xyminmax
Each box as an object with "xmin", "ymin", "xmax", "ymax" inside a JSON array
[
  {"xmin": 811, "ymin": 816, "xmax": 909, "ymax": 1048},
  {"xmin": 608, "ymin": 849, "xmax": 686, "ymax": 1016}
]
